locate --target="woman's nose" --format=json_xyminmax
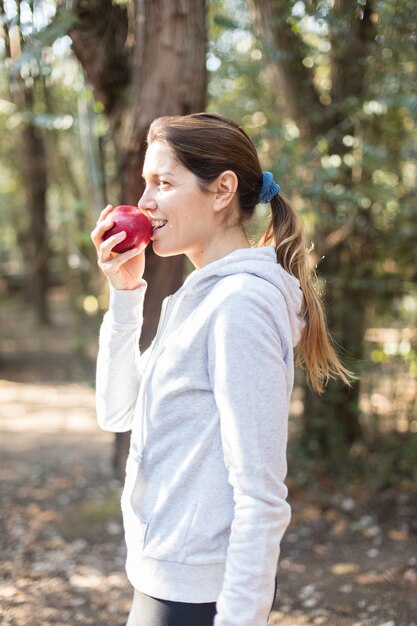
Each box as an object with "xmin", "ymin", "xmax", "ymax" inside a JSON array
[{"xmin": 138, "ymin": 188, "xmax": 157, "ymax": 212}]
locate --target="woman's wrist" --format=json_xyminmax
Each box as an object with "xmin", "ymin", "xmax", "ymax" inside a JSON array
[
  {"xmin": 109, "ymin": 281, "xmax": 148, "ymax": 323},
  {"xmin": 112, "ymin": 279, "xmax": 146, "ymax": 291}
]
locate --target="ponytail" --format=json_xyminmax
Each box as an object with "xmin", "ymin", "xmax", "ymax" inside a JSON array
[{"xmin": 259, "ymin": 194, "xmax": 355, "ymax": 395}]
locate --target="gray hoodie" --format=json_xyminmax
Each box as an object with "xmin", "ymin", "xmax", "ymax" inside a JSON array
[{"xmin": 96, "ymin": 246, "xmax": 305, "ymax": 626}]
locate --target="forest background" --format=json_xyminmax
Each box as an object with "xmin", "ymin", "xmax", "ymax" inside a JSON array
[{"xmin": 0, "ymin": 1, "xmax": 416, "ymax": 625}]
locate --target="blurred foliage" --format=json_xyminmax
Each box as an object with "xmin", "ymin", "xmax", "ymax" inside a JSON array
[
  {"xmin": 207, "ymin": 0, "xmax": 417, "ymax": 309},
  {"xmin": 206, "ymin": 0, "xmax": 417, "ymax": 460},
  {"xmin": 288, "ymin": 430, "xmax": 417, "ymax": 493}
]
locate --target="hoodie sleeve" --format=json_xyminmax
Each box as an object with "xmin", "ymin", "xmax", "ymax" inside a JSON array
[
  {"xmin": 95, "ymin": 282, "xmax": 147, "ymax": 432},
  {"xmin": 208, "ymin": 281, "xmax": 293, "ymax": 626}
]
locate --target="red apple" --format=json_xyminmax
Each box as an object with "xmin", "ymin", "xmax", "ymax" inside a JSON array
[{"xmin": 103, "ymin": 205, "xmax": 153, "ymax": 253}]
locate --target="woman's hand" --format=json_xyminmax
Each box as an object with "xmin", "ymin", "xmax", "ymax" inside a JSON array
[{"xmin": 91, "ymin": 205, "xmax": 146, "ymax": 290}]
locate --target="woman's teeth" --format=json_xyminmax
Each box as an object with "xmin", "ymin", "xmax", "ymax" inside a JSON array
[{"xmin": 152, "ymin": 219, "xmax": 167, "ymax": 231}]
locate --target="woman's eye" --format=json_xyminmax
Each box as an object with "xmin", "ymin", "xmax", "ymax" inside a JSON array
[{"xmin": 159, "ymin": 180, "xmax": 171, "ymax": 189}]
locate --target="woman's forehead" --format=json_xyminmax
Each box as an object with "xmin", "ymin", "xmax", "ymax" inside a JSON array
[
  {"xmin": 143, "ymin": 141, "xmax": 175, "ymax": 170},
  {"xmin": 143, "ymin": 141, "xmax": 192, "ymax": 182}
]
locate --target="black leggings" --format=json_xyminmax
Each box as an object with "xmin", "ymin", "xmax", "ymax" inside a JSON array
[
  {"xmin": 127, "ymin": 577, "xmax": 277, "ymax": 625},
  {"xmin": 126, "ymin": 589, "xmax": 216, "ymax": 626}
]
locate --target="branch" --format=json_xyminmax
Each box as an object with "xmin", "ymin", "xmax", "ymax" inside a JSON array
[
  {"xmin": 248, "ymin": 0, "xmax": 377, "ymax": 145},
  {"xmin": 67, "ymin": 0, "xmax": 130, "ymax": 114},
  {"xmin": 330, "ymin": 0, "xmax": 376, "ymax": 102},
  {"xmin": 248, "ymin": 0, "xmax": 325, "ymax": 140}
]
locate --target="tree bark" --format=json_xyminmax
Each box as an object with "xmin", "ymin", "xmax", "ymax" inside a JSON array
[
  {"xmin": 69, "ymin": 0, "xmax": 130, "ymax": 116},
  {"xmin": 69, "ymin": 0, "xmax": 207, "ymax": 477},
  {"xmin": 248, "ymin": 0, "xmax": 376, "ymax": 457},
  {"xmin": 20, "ymin": 121, "xmax": 49, "ymax": 325}
]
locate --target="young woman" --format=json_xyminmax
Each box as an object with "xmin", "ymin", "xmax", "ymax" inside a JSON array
[{"xmin": 91, "ymin": 113, "xmax": 352, "ymax": 626}]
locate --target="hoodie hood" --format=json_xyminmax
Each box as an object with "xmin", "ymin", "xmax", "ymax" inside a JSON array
[{"xmin": 182, "ymin": 246, "xmax": 305, "ymax": 346}]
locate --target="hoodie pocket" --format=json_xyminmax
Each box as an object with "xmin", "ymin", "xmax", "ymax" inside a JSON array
[
  {"xmin": 181, "ymin": 441, "xmax": 234, "ymax": 565},
  {"xmin": 182, "ymin": 484, "xmax": 233, "ymax": 565},
  {"xmin": 121, "ymin": 456, "xmax": 149, "ymax": 550}
]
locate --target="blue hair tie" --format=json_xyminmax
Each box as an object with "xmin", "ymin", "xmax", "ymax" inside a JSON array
[{"xmin": 259, "ymin": 171, "xmax": 280, "ymax": 203}]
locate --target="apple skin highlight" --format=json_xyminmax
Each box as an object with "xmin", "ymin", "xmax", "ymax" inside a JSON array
[{"xmin": 103, "ymin": 205, "xmax": 153, "ymax": 253}]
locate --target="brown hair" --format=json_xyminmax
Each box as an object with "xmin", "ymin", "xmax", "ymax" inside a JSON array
[{"xmin": 147, "ymin": 113, "xmax": 354, "ymax": 394}]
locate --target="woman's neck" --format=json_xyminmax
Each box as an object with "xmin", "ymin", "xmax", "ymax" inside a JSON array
[{"xmin": 190, "ymin": 226, "xmax": 250, "ymax": 269}]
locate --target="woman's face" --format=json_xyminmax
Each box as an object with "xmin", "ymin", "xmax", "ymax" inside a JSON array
[{"xmin": 138, "ymin": 141, "xmax": 220, "ymax": 268}]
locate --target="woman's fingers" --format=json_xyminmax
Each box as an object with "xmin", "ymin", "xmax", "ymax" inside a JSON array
[
  {"xmin": 101, "ymin": 245, "xmax": 143, "ymax": 270},
  {"xmin": 98, "ymin": 233, "xmax": 144, "ymax": 269},
  {"xmin": 96, "ymin": 204, "xmax": 113, "ymax": 225},
  {"xmin": 118, "ymin": 246, "xmax": 144, "ymax": 262},
  {"xmin": 91, "ymin": 214, "xmax": 115, "ymax": 251},
  {"xmin": 97, "ymin": 231, "xmax": 126, "ymax": 262}
]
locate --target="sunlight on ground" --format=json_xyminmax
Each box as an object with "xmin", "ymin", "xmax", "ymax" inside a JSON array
[
  {"xmin": 0, "ymin": 380, "xmax": 97, "ymax": 432},
  {"xmin": 269, "ymin": 612, "xmax": 397, "ymax": 626}
]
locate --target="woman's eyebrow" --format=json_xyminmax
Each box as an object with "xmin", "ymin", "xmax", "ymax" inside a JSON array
[
  {"xmin": 158, "ymin": 170, "xmax": 176, "ymax": 178},
  {"xmin": 142, "ymin": 170, "xmax": 176, "ymax": 181}
]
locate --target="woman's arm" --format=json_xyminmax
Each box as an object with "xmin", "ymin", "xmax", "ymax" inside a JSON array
[
  {"xmin": 91, "ymin": 205, "xmax": 148, "ymax": 432},
  {"xmin": 208, "ymin": 283, "xmax": 293, "ymax": 626},
  {"xmin": 96, "ymin": 283, "xmax": 147, "ymax": 432}
]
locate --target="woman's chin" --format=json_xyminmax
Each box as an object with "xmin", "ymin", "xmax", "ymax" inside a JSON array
[{"xmin": 151, "ymin": 240, "xmax": 181, "ymax": 258}]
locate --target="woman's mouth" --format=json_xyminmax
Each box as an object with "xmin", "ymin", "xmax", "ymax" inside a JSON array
[{"xmin": 151, "ymin": 219, "xmax": 167, "ymax": 232}]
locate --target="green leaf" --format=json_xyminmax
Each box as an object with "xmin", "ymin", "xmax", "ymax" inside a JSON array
[{"xmin": 213, "ymin": 14, "xmax": 238, "ymax": 29}]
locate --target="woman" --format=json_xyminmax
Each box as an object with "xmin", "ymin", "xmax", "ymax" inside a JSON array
[{"xmin": 91, "ymin": 113, "xmax": 352, "ymax": 626}]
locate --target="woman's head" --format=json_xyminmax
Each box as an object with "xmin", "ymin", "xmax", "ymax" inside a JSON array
[{"xmin": 146, "ymin": 113, "xmax": 263, "ymax": 223}]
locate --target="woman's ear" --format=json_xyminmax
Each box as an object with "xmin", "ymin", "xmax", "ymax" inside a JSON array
[{"xmin": 212, "ymin": 170, "xmax": 239, "ymax": 213}]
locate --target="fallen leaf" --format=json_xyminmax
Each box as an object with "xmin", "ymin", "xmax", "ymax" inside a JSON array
[
  {"xmin": 403, "ymin": 569, "xmax": 417, "ymax": 582},
  {"xmin": 387, "ymin": 529, "xmax": 408, "ymax": 541},
  {"xmin": 331, "ymin": 519, "xmax": 348, "ymax": 535},
  {"xmin": 355, "ymin": 571, "xmax": 385, "ymax": 585},
  {"xmin": 363, "ymin": 525, "xmax": 381, "ymax": 538},
  {"xmin": 299, "ymin": 505, "xmax": 323, "ymax": 521},
  {"xmin": 331, "ymin": 562, "xmax": 360, "ymax": 575}
]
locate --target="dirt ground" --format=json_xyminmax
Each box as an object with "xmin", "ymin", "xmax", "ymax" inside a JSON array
[{"xmin": 1, "ymin": 290, "xmax": 417, "ymax": 626}]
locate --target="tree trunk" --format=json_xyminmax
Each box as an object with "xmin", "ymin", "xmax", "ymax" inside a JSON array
[
  {"xmin": 247, "ymin": 0, "xmax": 329, "ymax": 142},
  {"xmin": 248, "ymin": 0, "xmax": 375, "ymax": 458},
  {"xmin": 20, "ymin": 122, "xmax": 49, "ymax": 325},
  {"xmin": 70, "ymin": 0, "xmax": 207, "ymax": 477}
]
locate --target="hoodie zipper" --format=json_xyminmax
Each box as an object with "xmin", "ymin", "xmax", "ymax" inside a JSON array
[
  {"xmin": 142, "ymin": 291, "xmax": 187, "ymax": 386},
  {"xmin": 150, "ymin": 296, "xmax": 171, "ymax": 356},
  {"xmin": 133, "ymin": 291, "xmax": 187, "ymax": 462},
  {"xmin": 130, "ymin": 296, "xmax": 170, "ymax": 463}
]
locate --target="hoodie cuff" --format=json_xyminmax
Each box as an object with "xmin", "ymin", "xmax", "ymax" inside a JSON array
[{"xmin": 108, "ymin": 281, "xmax": 147, "ymax": 325}]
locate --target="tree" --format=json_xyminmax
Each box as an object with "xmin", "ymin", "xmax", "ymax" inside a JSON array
[
  {"xmin": 0, "ymin": 0, "xmax": 50, "ymax": 324},
  {"xmin": 68, "ymin": 0, "xmax": 207, "ymax": 475},
  {"xmin": 247, "ymin": 0, "xmax": 417, "ymax": 461}
]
